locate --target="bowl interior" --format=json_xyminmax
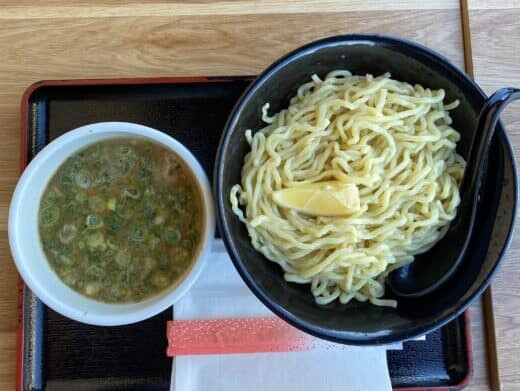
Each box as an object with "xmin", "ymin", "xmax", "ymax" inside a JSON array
[
  {"xmin": 217, "ymin": 35, "xmax": 516, "ymax": 343},
  {"xmin": 10, "ymin": 122, "xmax": 215, "ymax": 326}
]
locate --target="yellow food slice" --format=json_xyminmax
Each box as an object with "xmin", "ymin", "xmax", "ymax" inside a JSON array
[{"xmin": 272, "ymin": 181, "xmax": 360, "ymax": 216}]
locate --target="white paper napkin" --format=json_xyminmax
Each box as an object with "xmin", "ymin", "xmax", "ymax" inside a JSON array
[{"xmin": 171, "ymin": 241, "xmax": 394, "ymax": 391}]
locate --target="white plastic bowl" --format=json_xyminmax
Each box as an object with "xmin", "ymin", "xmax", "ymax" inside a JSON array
[{"xmin": 9, "ymin": 122, "xmax": 215, "ymax": 326}]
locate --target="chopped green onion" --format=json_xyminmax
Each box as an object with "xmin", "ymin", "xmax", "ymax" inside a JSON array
[
  {"xmin": 146, "ymin": 234, "xmax": 160, "ymax": 248},
  {"xmin": 86, "ymin": 214, "xmax": 103, "ymax": 229},
  {"xmin": 143, "ymin": 206, "xmax": 156, "ymax": 221},
  {"xmin": 117, "ymin": 146, "xmax": 133, "ymax": 156},
  {"xmin": 144, "ymin": 186, "xmax": 155, "ymax": 198},
  {"xmin": 75, "ymin": 190, "xmax": 88, "ymax": 203},
  {"xmin": 122, "ymin": 188, "xmax": 140, "ymax": 200},
  {"xmin": 58, "ymin": 254, "xmax": 72, "ymax": 265},
  {"xmin": 86, "ymin": 264, "xmax": 104, "ymax": 278},
  {"xmin": 106, "ymin": 214, "xmax": 123, "ymax": 233},
  {"xmin": 74, "ymin": 171, "xmax": 92, "ymax": 189},
  {"xmin": 129, "ymin": 225, "xmax": 147, "ymax": 243},
  {"xmin": 59, "ymin": 224, "xmax": 77, "ymax": 244},
  {"xmin": 116, "ymin": 157, "xmax": 136, "ymax": 175},
  {"xmin": 143, "ymin": 257, "xmax": 156, "ymax": 273},
  {"xmin": 60, "ymin": 171, "xmax": 74, "ymax": 185},
  {"xmin": 178, "ymin": 188, "xmax": 191, "ymax": 204},
  {"xmin": 106, "ymin": 240, "xmax": 118, "ymax": 251},
  {"xmin": 43, "ymin": 187, "xmax": 62, "ymax": 206},
  {"xmin": 115, "ymin": 250, "xmax": 131, "ymax": 267},
  {"xmin": 90, "ymin": 143, "xmax": 105, "ymax": 159},
  {"xmin": 95, "ymin": 171, "xmax": 112, "ymax": 186},
  {"xmin": 86, "ymin": 232, "xmax": 106, "ymax": 250},
  {"xmin": 40, "ymin": 206, "xmax": 60, "ymax": 227},
  {"xmin": 70, "ymin": 154, "xmax": 85, "ymax": 171},
  {"xmin": 109, "ymin": 285, "xmax": 126, "ymax": 300},
  {"xmin": 140, "ymin": 155, "xmax": 152, "ymax": 170},
  {"xmin": 164, "ymin": 227, "xmax": 181, "ymax": 245}
]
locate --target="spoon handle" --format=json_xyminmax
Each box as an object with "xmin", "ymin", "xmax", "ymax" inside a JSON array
[
  {"xmin": 387, "ymin": 88, "xmax": 520, "ymax": 298},
  {"xmin": 460, "ymin": 88, "xmax": 520, "ymax": 217}
]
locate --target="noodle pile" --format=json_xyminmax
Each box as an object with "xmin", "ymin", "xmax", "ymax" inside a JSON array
[{"xmin": 230, "ymin": 71, "xmax": 465, "ymax": 307}]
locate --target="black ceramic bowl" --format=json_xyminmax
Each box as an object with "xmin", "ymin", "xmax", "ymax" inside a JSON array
[{"xmin": 215, "ymin": 34, "xmax": 517, "ymax": 345}]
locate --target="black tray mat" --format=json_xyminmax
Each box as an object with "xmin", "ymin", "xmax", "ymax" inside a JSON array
[{"xmin": 20, "ymin": 77, "xmax": 471, "ymax": 391}]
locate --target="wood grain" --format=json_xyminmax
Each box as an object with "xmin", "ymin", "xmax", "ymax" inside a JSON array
[
  {"xmin": 0, "ymin": 1, "xmax": 511, "ymax": 390},
  {"xmin": 0, "ymin": 11, "xmax": 464, "ymax": 80},
  {"xmin": 460, "ymin": 3, "xmax": 500, "ymax": 389},
  {"xmin": 468, "ymin": 4, "xmax": 520, "ymax": 391},
  {"xmin": 469, "ymin": 0, "xmax": 520, "ymax": 9},
  {"xmin": 471, "ymin": 304, "xmax": 494, "ymax": 391},
  {"xmin": 0, "ymin": 0, "xmax": 460, "ymax": 19}
]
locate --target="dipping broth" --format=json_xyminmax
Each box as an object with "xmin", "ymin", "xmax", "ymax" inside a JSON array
[{"xmin": 38, "ymin": 137, "xmax": 204, "ymax": 303}]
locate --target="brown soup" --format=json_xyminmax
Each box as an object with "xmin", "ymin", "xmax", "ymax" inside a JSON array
[{"xmin": 38, "ymin": 137, "xmax": 203, "ymax": 303}]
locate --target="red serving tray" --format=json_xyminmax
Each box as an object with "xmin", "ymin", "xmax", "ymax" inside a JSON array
[{"xmin": 17, "ymin": 76, "xmax": 473, "ymax": 391}]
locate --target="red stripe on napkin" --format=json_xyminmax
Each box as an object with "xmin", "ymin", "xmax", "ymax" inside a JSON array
[{"xmin": 166, "ymin": 317, "xmax": 324, "ymax": 356}]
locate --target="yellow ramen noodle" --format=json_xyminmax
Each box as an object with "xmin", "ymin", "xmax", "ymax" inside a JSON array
[{"xmin": 230, "ymin": 71, "xmax": 465, "ymax": 307}]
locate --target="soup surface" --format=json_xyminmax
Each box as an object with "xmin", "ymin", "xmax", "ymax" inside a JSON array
[{"xmin": 38, "ymin": 137, "xmax": 203, "ymax": 303}]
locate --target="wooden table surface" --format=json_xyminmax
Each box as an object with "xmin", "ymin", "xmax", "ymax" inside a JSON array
[{"xmin": 0, "ymin": 1, "xmax": 518, "ymax": 390}]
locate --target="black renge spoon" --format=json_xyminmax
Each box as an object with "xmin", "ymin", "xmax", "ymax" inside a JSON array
[{"xmin": 388, "ymin": 87, "xmax": 520, "ymax": 298}]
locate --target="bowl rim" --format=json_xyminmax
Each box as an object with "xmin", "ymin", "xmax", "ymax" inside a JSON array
[
  {"xmin": 9, "ymin": 121, "xmax": 215, "ymax": 326},
  {"xmin": 215, "ymin": 33, "xmax": 518, "ymax": 344}
]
